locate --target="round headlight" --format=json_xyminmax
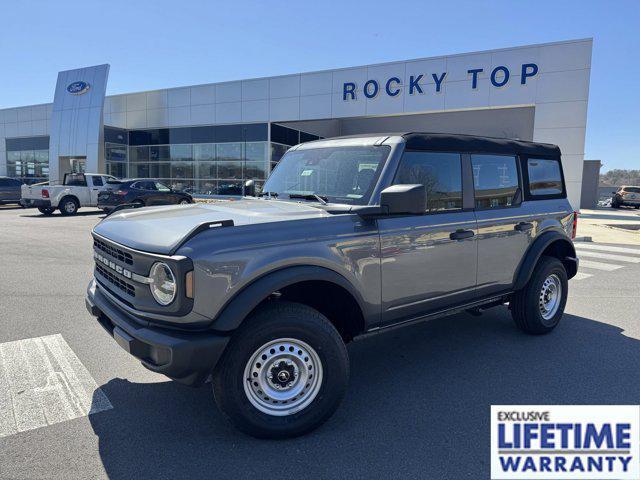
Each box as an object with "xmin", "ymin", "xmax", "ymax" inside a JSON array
[{"xmin": 149, "ymin": 262, "xmax": 176, "ymax": 305}]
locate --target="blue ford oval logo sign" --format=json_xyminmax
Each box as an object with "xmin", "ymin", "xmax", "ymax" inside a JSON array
[{"xmin": 66, "ymin": 81, "xmax": 90, "ymax": 95}]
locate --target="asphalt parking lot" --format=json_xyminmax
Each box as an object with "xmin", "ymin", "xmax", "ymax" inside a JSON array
[{"xmin": 1, "ymin": 205, "xmax": 640, "ymax": 479}]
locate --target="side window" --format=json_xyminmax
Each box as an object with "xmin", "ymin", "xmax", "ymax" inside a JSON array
[
  {"xmin": 527, "ymin": 158, "xmax": 563, "ymax": 196},
  {"xmin": 471, "ymin": 154, "xmax": 519, "ymax": 209},
  {"xmin": 92, "ymin": 176, "xmax": 103, "ymax": 187},
  {"xmin": 393, "ymin": 151, "xmax": 462, "ymax": 212},
  {"xmin": 155, "ymin": 182, "xmax": 171, "ymax": 192}
]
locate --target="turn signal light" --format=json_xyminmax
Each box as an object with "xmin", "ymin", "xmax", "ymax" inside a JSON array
[
  {"xmin": 571, "ymin": 211, "xmax": 578, "ymax": 239},
  {"xmin": 185, "ymin": 271, "xmax": 194, "ymax": 298},
  {"xmin": 41, "ymin": 189, "xmax": 49, "ymax": 198}
]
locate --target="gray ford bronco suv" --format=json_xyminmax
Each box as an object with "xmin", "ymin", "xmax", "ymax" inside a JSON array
[{"xmin": 86, "ymin": 133, "xmax": 578, "ymax": 438}]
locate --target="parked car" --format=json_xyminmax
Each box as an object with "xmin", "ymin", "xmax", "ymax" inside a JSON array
[
  {"xmin": 0, "ymin": 176, "xmax": 23, "ymax": 205},
  {"xmin": 97, "ymin": 179, "xmax": 193, "ymax": 212},
  {"xmin": 21, "ymin": 173, "xmax": 117, "ymax": 215},
  {"xmin": 611, "ymin": 186, "xmax": 640, "ymax": 209},
  {"xmin": 86, "ymin": 133, "xmax": 578, "ymax": 438}
]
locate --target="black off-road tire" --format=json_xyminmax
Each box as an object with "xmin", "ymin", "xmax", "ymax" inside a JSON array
[
  {"xmin": 59, "ymin": 197, "xmax": 79, "ymax": 216},
  {"xmin": 212, "ymin": 301, "xmax": 349, "ymax": 439},
  {"xmin": 511, "ymin": 256, "xmax": 568, "ymax": 335}
]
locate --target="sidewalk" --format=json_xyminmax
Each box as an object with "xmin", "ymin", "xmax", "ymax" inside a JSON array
[{"xmin": 576, "ymin": 207, "xmax": 640, "ymax": 245}]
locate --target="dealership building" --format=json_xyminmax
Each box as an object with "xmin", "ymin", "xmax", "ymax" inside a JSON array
[{"xmin": 0, "ymin": 38, "xmax": 592, "ymax": 207}]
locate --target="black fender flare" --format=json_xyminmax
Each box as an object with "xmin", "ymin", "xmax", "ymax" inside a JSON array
[
  {"xmin": 513, "ymin": 231, "xmax": 578, "ymax": 291},
  {"xmin": 211, "ymin": 265, "xmax": 368, "ymax": 332}
]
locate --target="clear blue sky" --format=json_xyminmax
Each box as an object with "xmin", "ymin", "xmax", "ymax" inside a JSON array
[{"xmin": 0, "ymin": 0, "xmax": 638, "ymax": 171}]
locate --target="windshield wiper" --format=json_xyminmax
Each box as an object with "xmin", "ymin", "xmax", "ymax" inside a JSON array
[
  {"xmin": 258, "ymin": 191, "xmax": 279, "ymax": 198},
  {"xmin": 288, "ymin": 193, "xmax": 328, "ymax": 205}
]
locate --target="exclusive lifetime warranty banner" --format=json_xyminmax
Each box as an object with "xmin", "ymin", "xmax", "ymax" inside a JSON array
[{"xmin": 491, "ymin": 405, "xmax": 640, "ymax": 479}]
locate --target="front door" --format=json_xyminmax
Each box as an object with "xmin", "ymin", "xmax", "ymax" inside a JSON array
[{"xmin": 378, "ymin": 151, "xmax": 478, "ymax": 325}]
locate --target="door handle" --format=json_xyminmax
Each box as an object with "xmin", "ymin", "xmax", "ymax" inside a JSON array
[
  {"xmin": 450, "ymin": 229, "xmax": 475, "ymax": 240},
  {"xmin": 515, "ymin": 222, "xmax": 533, "ymax": 232}
]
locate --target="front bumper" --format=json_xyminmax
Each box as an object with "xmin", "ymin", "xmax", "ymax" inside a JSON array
[
  {"xmin": 21, "ymin": 199, "xmax": 51, "ymax": 208},
  {"xmin": 86, "ymin": 280, "xmax": 230, "ymax": 386}
]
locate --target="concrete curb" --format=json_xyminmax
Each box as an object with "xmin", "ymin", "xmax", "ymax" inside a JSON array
[{"xmin": 573, "ymin": 236, "xmax": 593, "ymax": 242}]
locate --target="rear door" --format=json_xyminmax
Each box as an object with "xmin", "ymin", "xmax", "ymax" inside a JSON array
[
  {"xmin": 472, "ymin": 154, "xmax": 531, "ymax": 296},
  {"xmin": 88, "ymin": 176, "xmax": 104, "ymax": 205},
  {"xmin": 153, "ymin": 181, "xmax": 177, "ymax": 204},
  {"xmin": 378, "ymin": 150, "xmax": 478, "ymax": 324}
]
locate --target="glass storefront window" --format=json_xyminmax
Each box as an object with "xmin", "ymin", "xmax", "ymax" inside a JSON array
[
  {"xmin": 170, "ymin": 162, "xmax": 194, "ymax": 179},
  {"xmin": 217, "ymin": 161, "xmax": 243, "ymax": 179},
  {"xmin": 197, "ymin": 162, "xmax": 217, "ymax": 179},
  {"xmin": 194, "ymin": 144, "xmax": 215, "ymax": 161},
  {"xmin": 170, "ymin": 144, "xmax": 193, "ymax": 162},
  {"xmin": 197, "ymin": 179, "xmax": 217, "ymax": 195},
  {"xmin": 149, "ymin": 163, "xmax": 171, "ymax": 178},
  {"xmin": 150, "ymin": 145, "xmax": 170, "ymax": 161},
  {"xmin": 129, "ymin": 146, "xmax": 149, "ymax": 162},
  {"xmin": 217, "ymin": 143, "xmax": 243, "ymax": 161},
  {"xmin": 106, "ymin": 143, "xmax": 127, "ymax": 162},
  {"xmin": 246, "ymin": 142, "xmax": 267, "ymax": 162},
  {"xmin": 35, "ymin": 150, "xmax": 49, "ymax": 163},
  {"xmin": 244, "ymin": 161, "xmax": 269, "ymax": 179},
  {"xmin": 106, "ymin": 162, "xmax": 127, "ymax": 178},
  {"xmin": 103, "ymin": 133, "xmax": 321, "ymax": 195}
]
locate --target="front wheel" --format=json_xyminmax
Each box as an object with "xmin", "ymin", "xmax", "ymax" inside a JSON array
[
  {"xmin": 511, "ymin": 256, "xmax": 568, "ymax": 334},
  {"xmin": 212, "ymin": 301, "xmax": 349, "ymax": 438}
]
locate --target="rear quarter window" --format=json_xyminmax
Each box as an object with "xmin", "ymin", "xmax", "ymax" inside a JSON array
[{"xmin": 527, "ymin": 158, "xmax": 563, "ymax": 196}]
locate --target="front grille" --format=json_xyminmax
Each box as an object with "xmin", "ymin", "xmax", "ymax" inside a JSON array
[
  {"xmin": 94, "ymin": 238, "xmax": 133, "ymax": 265},
  {"xmin": 96, "ymin": 263, "xmax": 136, "ymax": 297}
]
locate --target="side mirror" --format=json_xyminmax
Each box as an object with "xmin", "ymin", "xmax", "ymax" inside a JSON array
[
  {"xmin": 380, "ymin": 184, "xmax": 426, "ymax": 215},
  {"xmin": 244, "ymin": 180, "xmax": 256, "ymax": 197}
]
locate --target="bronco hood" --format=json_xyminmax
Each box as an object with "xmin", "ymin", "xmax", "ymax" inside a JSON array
[{"xmin": 93, "ymin": 199, "xmax": 332, "ymax": 255}]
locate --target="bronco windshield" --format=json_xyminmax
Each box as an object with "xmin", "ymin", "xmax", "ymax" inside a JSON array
[{"xmin": 262, "ymin": 145, "xmax": 390, "ymax": 204}]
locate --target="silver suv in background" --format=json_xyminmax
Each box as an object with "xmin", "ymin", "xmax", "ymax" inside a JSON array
[
  {"xmin": 612, "ymin": 186, "xmax": 640, "ymax": 209},
  {"xmin": 86, "ymin": 133, "xmax": 578, "ymax": 438}
]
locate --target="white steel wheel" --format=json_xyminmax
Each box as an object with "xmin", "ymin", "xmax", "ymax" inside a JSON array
[
  {"xmin": 243, "ymin": 338, "xmax": 323, "ymax": 416},
  {"xmin": 538, "ymin": 273, "xmax": 562, "ymax": 321}
]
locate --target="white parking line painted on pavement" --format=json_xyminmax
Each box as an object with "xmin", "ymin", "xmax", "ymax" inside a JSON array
[
  {"xmin": 575, "ymin": 250, "xmax": 640, "ymax": 263},
  {"xmin": 571, "ymin": 272, "xmax": 593, "ymax": 281},
  {"xmin": 578, "ymin": 260, "xmax": 624, "ymax": 271},
  {"xmin": 575, "ymin": 243, "xmax": 640, "ymax": 255},
  {"xmin": 0, "ymin": 334, "xmax": 112, "ymax": 438}
]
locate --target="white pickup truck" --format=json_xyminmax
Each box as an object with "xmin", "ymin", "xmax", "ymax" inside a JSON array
[{"xmin": 21, "ymin": 173, "xmax": 118, "ymax": 215}]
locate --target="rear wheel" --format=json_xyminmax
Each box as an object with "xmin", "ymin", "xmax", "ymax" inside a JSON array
[
  {"xmin": 37, "ymin": 207, "xmax": 54, "ymax": 215},
  {"xmin": 179, "ymin": 199, "xmax": 190, "ymax": 205},
  {"xmin": 59, "ymin": 197, "xmax": 78, "ymax": 216},
  {"xmin": 511, "ymin": 256, "xmax": 568, "ymax": 334},
  {"xmin": 212, "ymin": 301, "xmax": 349, "ymax": 438}
]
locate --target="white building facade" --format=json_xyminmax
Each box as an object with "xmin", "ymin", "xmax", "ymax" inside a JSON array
[{"xmin": 0, "ymin": 38, "xmax": 592, "ymax": 207}]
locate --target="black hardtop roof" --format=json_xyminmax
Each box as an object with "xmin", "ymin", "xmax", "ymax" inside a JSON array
[
  {"xmin": 401, "ymin": 132, "xmax": 561, "ymax": 157},
  {"xmin": 321, "ymin": 132, "xmax": 561, "ymax": 157}
]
